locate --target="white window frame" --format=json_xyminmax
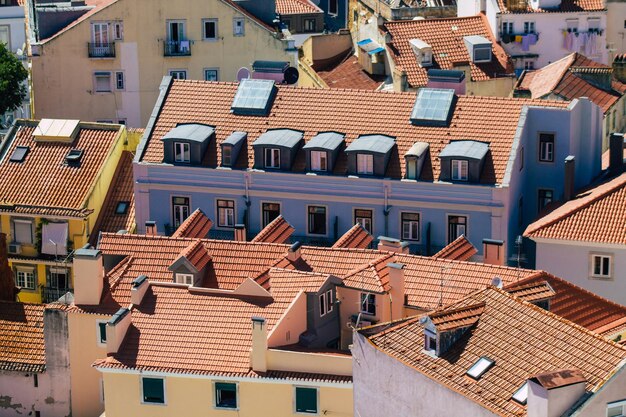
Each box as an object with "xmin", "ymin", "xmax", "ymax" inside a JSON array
[
  {"xmin": 204, "ymin": 68, "xmax": 219, "ymax": 81},
  {"xmin": 354, "ymin": 208, "xmax": 373, "ymax": 234},
  {"xmin": 169, "ymin": 70, "xmax": 187, "ymax": 80},
  {"xmin": 172, "ymin": 196, "xmax": 191, "ymax": 229},
  {"xmin": 307, "ymin": 205, "xmax": 327, "ymax": 236},
  {"xmin": 294, "ymin": 386, "xmax": 319, "ymax": 415},
  {"xmin": 12, "ymin": 219, "xmax": 33, "ymax": 245},
  {"xmin": 217, "ymin": 199, "xmax": 235, "ymax": 228},
  {"xmin": 447, "ymin": 214, "xmax": 468, "ymax": 243},
  {"xmin": 566, "ymin": 18, "xmax": 579, "ymax": 32},
  {"xmin": 261, "ymin": 201, "xmax": 281, "ymax": 228},
  {"xmin": 264, "ymin": 148, "xmax": 280, "ymax": 169},
  {"xmin": 539, "ymin": 133, "xmax": 555, "ymax": 162},
  {"xmin": 174, "ymin": 141, "xmax": 190, "ymax": 163},
  {"xmin": 114, "ymin": 71, "xmax": 124, "ymax": 90},
  {"xmin": 94, "ymin": 71, "xmax": 112, "ymax": 93},
  {"xmin": 473, "ymin": 46, "xmax": 492, "ymax": 63},
  {"xmin": 356, "ymin": 153, "xmax": 373, "ymax": 175},
  {"xmin": 360, "ymin": 292, "xmax": 376, "ymax": 316},
  {"xmin": 607, "ymin": 399, "xmax": 626, "ymax": 417},
  {"xmin": 401, "ymin": 212, "xmax": 420, "ymax": 242},
  {"xmin": 466, "ymin": 356, "xmax": 495, "ymax": 379},
  {"xmin": 328, "ymin": 0, "xmax": 338, "ymax": 15},
  {"xmin": 15, "ymin": 266, "xmax": 35, "ymax": 290},
  {"xmin": 91, "ymin": 22, "xmax": 110, "ymax": 45},
  {"xmin": 502, "ymin": 21, "xmax": 513, "ymax": 35},
  {"xmin": 424, "ymin": 329, "xmax": 437, "ymax": 352},
  {"xmin": 175, "ymin": 273, "xmax": 194, "ymax": 285},
  {"xmin": 202, "ymin": 18, "xmax": 219, "ymax": 41},
  {"xmin": 303, "ymin": 18, "xmax": 316, "ymax": 32},
  {"xmin": 112, "ymin": 21, "xmax": 123, "ymax": 40},
  {"xmin": 96, "ymin": 319, "xmax": 108, "ymax": 346},
  {"xmin": 524, "ymin": 60, "xmax": 535, "ymax": 70},
  {"xmin": 310, "ymin": 150, "xmax": 327, "ymax": 172},
  {"xmin": 523, "ymin": 21, "xmax": 535, "ymax": 34},
  {"xmin": 233, "ymin": 18, "xmax": 245, "ymax": 36},
  {"xmin": 319, "ymin": 289, "xmax": 333, "ymax": 317},
  {"xmin": 590, "ymin": 253, "xmax": 612, "ymax": 279},
  {"xmin": 451, "ymin": 159, "xmax": 468, "ymax": 181}
]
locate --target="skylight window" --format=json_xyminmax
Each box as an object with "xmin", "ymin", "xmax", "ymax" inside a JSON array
[
  {"xmin": 231, "ymin": 78, "xmax": 277, "ymax": 116},
  {"xmin": 65, "ymin": 149, "xmax": 84, "ymax": 164},
  {"xmin": 466, "ymin": 356, "xmax": 495, "ymax": 380},
  {"xmin": 410, "ymin": 88, "xmax": 456, "ymax": 127},
  {"xmin": 9, "ymin": 146, "xmax": 29, "ymax": 163},
  {"xmin": 115, "ymin": 201, "xmax": 130, "ymax": 215},
  {"xmin": 511, "ymin": 382, "xmax": 528, "ymax": 405}
]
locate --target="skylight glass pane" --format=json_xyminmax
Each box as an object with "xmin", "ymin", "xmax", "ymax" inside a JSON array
[
  {"xmin": 466, "ymin": 357, "xmax": 494, "ymax": 379},
  {"xmin": 410, "ymin": 88, "xmax": 455, "ymax": 126},
  {"xmin": 512, "ymin": 382, "xmax": 528, "ymax": 405},
  {"xmin": 231, "ymin": 79, "xmax": 276, "ymax": 116},
  {"xmin": 9, "ymin": 146, "xmax": 29, "ymax": 162}
]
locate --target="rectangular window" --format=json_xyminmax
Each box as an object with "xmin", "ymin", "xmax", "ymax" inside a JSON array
[
  {"xmin": 222, "ymin": 146, "xmax": 232, "ymax": 166},
  {"xmin": 0, "ymin": 25, "xmax": 10, "ymax": 49},
  {"xmin": 204, "ymin": 68, "xmax": 219, "ymax": 81},
  {"xmin": 501, "ymin": 21, "xmax": 513, "ymax": 34},
  {"xmin": 566, "ymin": 18, "xmax": 579, "ymax": 32},
  {"xmin": 319, "ymin": 289, "xmax": 333, "ymax": 317},
  {"xmin": 167, "ymin": 20, "xmax": 186, "ymax": 42},
  {"xmin": 262, "ymin": 202, "xmax": 280, "ymax": 227},
  {"xmin": 448, "ymin": 215, "xmax": 467, "ymax": 243},
  {"xmin": 169, "ymin": 70, "xmax": 187, "ymax": 80},
  {"xmin": 48, "ymin": 267, "xmax": 69, "ymax": 290},
  {"xmin": 172, "ymin": 196, "xmax": 190, "ymax": 228},
  {"xmin": 310, "ymin": 150, "xmax": 327, "ymax": 172},
  {"xmin": 360, "ymin": 292, "xmax": 376, "ymax": 316},
  {"xmin": 587, "ymin": 18, "xmax": 600, "ymax": 30},
  {"xmin": 217, "ymin": 199, "xmax": 235, "ymax": 228},
  {"xmin": 523, "ymin": 21, "xmax": 535, "ymax": 34},
  {"xmin": 607, "ymin": 400, "xmax": 626, "ymax": 417},
  {"xmin": 519, "ymin": 146, "xmax": 524, "ymax": 171},
  {"xmin": 142, "ymin": 377, "xmax": 165, "ymax": 404},
  {"xmin": 406, "ymin": 158, "xmax": 417, "ymax": 179},
  {"xmin": 174, "ymin": 142, "xmax": 190, "ymax": 163},
  {"xmin": 94, "ymin": 71, "xmax": 112, "ymax": 92},
  {"xmin": 112, "ymin": 22, "xmax": 123, "ymax": 40},
  {"xmin": 424, "ymin": 331, "xmax": 437, "ymax": 352},
  {"xmin": 307, "ymin": 206, "xmax": 326, "ymax": 235},
  {"xmin": 524, "ymin": 61, "xmax": 535, "ymax": 70},
  {"xmin": 264, "ymin": 148, "xmax": 280, "ymax": 169},
  {"xmin": 537, "ymin": 189, "xmax": 553, "ymax": 213},
  {"xmin": 357, "ymin": 153, "xmax": 373, "ymax": 175},
  {"xmin": 175, "ymin": 273, "xmax": 193, "ymax": 285},
  {"xmin": 401, "ymin": 212, "xmax": 420, "ymax": 241},
  {"xmin": 591, "ymin": 254, "xmax": 612, "ymax": 279},
  {"xmin": 203, "ymin": 19, "xmax": 218, "ymax": 40},
  {"xmin": 328, "ymin": 0, "xmax": 338, "ymax": 15},
  {"xmin": 12, "ymin": 219, "xmax": 33, "ymax": 244},
  {"xmin": 304, "ymin": 18, "xmax": 316, "ymax": 32},
  {"xmin": 539, "ymin": 133, "xmax": 555, "ymax": 162},
  {"xmin": 92, "ymin": 22, "xmax": 109, "ymax": 46},
  {"xmin": 233, "ymin": 18, "xmax": 245, "ymax": 36},
  {"xmin": 97, "ymin": 321, "xmax": 107, "ymax": 344},
  {"xmin": 114, "ymin": 71, "xmax": 124, "ymax": 90},
  {"xmin": 215, "ymin": 382, "xmax": 237, "ymax": 409},
  {"xmin": 354, "ymin": 209, "xmax": 373, "ymax": 234},
  {"xmin": 451, "ymin": 159, "xmax": 468, "ymax": 181},
  {"xmin": 295, "ymin": 387, "xmax": 318, "ymax": 414},
  {"xmin": 15, "ymin": 268, "xmax": 35, "ymax": 290}
]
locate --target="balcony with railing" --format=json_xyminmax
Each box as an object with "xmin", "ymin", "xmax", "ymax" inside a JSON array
[
  {"xmin": 88, "ymin": 42, "xmax": 116, "ymax": 58},
  {"xmin": 164, "ymin": 40, "xmax": 191, "ymax": 57},
  {"xmin": 41, "ymin": 286, "xmax": 73, "ymax": 304}
]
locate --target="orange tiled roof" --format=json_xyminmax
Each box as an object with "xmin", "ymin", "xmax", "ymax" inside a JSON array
[
  {"xmin": 341, "ymin": 254, "xmax": 394, "ymax": 293},
  {"xmin": 251, "ymin": 215, "xmax": 294, "ymax": 244},
  {"xmin": 524, "ymin": 173, "xmax": 626, "ymax": 245},
  {"xmin": 429, "ymin": 302, "xmax": 485, "ymax": 331},
  {"xmin": 332, "ymin": 223, "xmax": 373, "ymax": 249},
  {"xmin": 0, "ymin": 120, "xmax": 122, "ymax": 217},
  {"xmin": 139, "ymin": 80, "xmax": 569, "ymax": 184},
  {"xmin": 433, "ymin": 234, "xmax": 477, "ymax": 261},
  {"xmin": 276, "ymin": 0, "xmax": 322, "ymax": 15},
  {"xmin": 517, "ymin": 53, "xmax": 625, "ymax": 113},
  {"xmin": 0, "ymin": 301, "xmax": 46, "ymax": 373},
  {"xmin": 171, "ymin": 209, "xmax": 213, "ymax": 238},
  {"xmin": 384, "ymin": 15, "xmax": 514, "ymax": 88},
  {"xmin": 506, "ymin": 272, "xmax": 626, "ymax": 337},
  {"xmin": 366, "ymin": 287, "xmax": 626, "ymax": 417},
  {"xmin": 505, "ymin": 279, "xmax": 555, "ymax": 303},
  {"xmin": 177, "ymin": 240, "xmax": 212, "ymax": 271},
  {"xmin": 317, "ymin": 55, "xmax": 385, "ymax": 90},
  {"xmin": 90, "ymin": 151, "xmax": 136, "ymax": 244},
  {"xmin": 496, "ymin": 0, "xmax": 605, "ymax": 13}
]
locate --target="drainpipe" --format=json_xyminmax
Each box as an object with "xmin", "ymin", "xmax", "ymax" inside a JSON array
[
  {"xmin": 243, "ymin": 173, "xmax": 251, "ymax": 232},
  {"xmin": 383, "ymin": 183, "xmax": 391, "ymax": 236}
]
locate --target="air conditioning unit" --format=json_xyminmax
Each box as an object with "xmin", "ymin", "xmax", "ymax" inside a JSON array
[{"xmin": 8, "ymin": 243, "xmax": 21, "ymax": 254}]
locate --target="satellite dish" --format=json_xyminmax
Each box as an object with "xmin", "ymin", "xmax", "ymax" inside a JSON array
[
  {"xmin": 491, "ymin": 277, "xmax": 503, "ymax": 289},
  {"xmin": 283, "ymin": 67, "xmax": 299, "ymax": 85},
  {"xmin": 236, "ymin": 67, "xmax": 250, "ymax": 82}
]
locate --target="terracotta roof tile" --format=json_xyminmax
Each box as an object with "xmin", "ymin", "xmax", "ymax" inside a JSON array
[
  {"xmin": 433, "ymin": 234, "xmax": 478, "ymax": 261},
  {"xmin": 496, "ymin": 0, "xmax": 605, "ymax": 13},
  {"xmin": 139, "ymin": 80, "xmax": 568, "ymax": 184},
  {"xmin": 317, "ymin": 55, "xmax": 385, "ymax": 90},
  {"xmin": 276, "ymin": 0, "xmax": 322, "ymax": 15},
  {"xmin": 251, "ymin": 215, "xmax": 294, "ymax": 244},
  {"xmin": 384, "ymin": 15, "xmax": 515, "ymax": 88},
  {"xmin": 524, "ymin": 173, "xmax": 626, "ymax": 244},
  {"xmin": 0, "ymin": 120, "xmax": 122, "ymax": 216},
  {"xmin": 171, "ymin": 209, "xmax": 213, "ymax": 238},
  {"xmin": 505, "ymin": 279, "xmax": 555, "ymax": 303},
  {"xmin": 267, "ymin": 268, "xmax": 334, "ymax": 294},
  {"xmin": 342, "ymin": 254, "xmax": 394, "ymax": 293},
  {"xmin": 178, "ymin": 240, "xmax": 212, "ymax": 271},
  {"xmin": 429, "ymin": 302, "xmax": 485, "ymax": 331},
  {"xmin": 332, "ymin": 223, "xmax": 373, "ymax": 249},
  {"xmin": 0, "ymin": 301, "xmax": 46, "ymax": 373},
  {"xmin": 366, "ymin": 287, "xmax": 626, "ymax": 417}
]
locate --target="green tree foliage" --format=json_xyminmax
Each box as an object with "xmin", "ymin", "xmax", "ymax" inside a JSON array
[{"xmin": 0, "ymin": 42, "xmax": 27, "ymax": 117}]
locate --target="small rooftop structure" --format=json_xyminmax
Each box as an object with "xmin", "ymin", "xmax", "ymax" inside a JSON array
[
  {"xmin": 33, "ymin": 119, "xmax": 80, "ymax": 143},
  {"xmin": 231, "ymin": 79, "xmax": 277, "ymax": 116},
  {"xmin": 439, "ymin": 141, "xmax": 489, "ymax": 160},
  {"xmin": 161, "ymin": 123, "xmax": 215, "ymax": 143},
  {"xmin": 253, "ymin": 129, "xmax": 303, "ymax": 148},
  {"xmin": 302, "ymin": 132, "xmax": 345, "ymax": 152},
  {"xmin": 345, "ymin": 135, "xmax": 395, "ymax": 154}
]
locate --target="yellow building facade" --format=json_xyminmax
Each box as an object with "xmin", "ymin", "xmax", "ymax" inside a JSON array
[{"xmin": 28, "ymin": 0, "xmax": 296, "ymax": 127}]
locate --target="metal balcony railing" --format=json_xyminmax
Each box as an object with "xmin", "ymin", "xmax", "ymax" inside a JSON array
[
  {"xmin": 164, "ymin": 40, "xmax": 191, "ymax": 57},
  {"xmin": 88, "ymin": 42, "xmax": 116, "ymax": 58},
  {"xmin": 41, "ymin": 286, "xmax": 73, "ymax": 304}
]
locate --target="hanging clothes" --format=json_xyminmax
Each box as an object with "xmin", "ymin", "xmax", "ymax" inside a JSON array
[
  {"xmin": 515, "ymin": 35, "xmax": 523, "ymax": 43},
  {"xmin": 521, "ymin": 35, "xmax": 531, "ymax": 52},
  {"xmin": 528, "ymin": 33, "xmax": 538, "ymax": 45}
]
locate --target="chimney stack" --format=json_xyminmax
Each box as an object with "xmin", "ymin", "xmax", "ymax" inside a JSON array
[
  {"xmin": 483, "ymin": 239, "xmax": 505, "ymax": 266},
  {"xmin": 130, "ymin": 275, "xmax": 149, "ymax": 306},
  {"xmin": 563, "ymin": 156, "xmax": 575, "ymax": 202},
  {"xmin": 527, "ymin": 369, "xmax": 586, "ymax": 417},
  {"xmin": 250, "ymin": 317, "xmax": 268, "ymax": 372},
  {"xmin": 287, "ymin": 241, "xmax": 302, "ymax": 262},
  {"xmin": 609, "ymin": 133, "xmax": 625, "ymax": 177},
  {"xmin": 145, "ymin": 221, "xmax": 157, "ymax": 236},
  {"xmin": 73, "ymin": 245, "xmax": 103, "ymax": 305},
  {"xmin": 106, "ymin": 308, "xmax": 132, "ymax": 355},
  {"xmin": 234, "ymin": 224, "xmax": 246, "ymax": 241},
  {"xmin": 377, "ymin": 236, "xmax": 410, "ymax": 254},
  {"xmin": 387, "ymin": 262, "xmax": 405, "ymax": 321}
]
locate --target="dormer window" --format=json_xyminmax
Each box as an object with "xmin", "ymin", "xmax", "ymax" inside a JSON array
[
  {"xmin": 222, "ymin": 146, "xmax": 232, "ymax": 166},
  {"xmin": 357, "ymin": 154, "xmax": 373, "ymax": 175},
  {"xmin": 175, "ymin": 273, "xmax": 193, "ymax": 285},
  {"xmin": 303, "ymin": 132, "xmax": 344, "ymax": 173},
  {"xmin": 439, "ymin": 141, "xmax": 489, "ymax": 183},
  {"xmin": 175, "ymin": 142, "xmax": 190, "ymax": 163},
  {"xmin": 409, "ymin": 38, "xmax": 433, "ymax": 68},
  {"xmin": 345, "ymin": 135, "xmax": 396, "ymax": 177},
  {"xmin": 424, "ymin": 329, "xmax": 437, "ymax": 352},
  {"xmin": 451, "ymin": 159, "xmax": 468, "ymax": 181},
  {"xmin": 264, "ymin": 148, "xmax": 280, "ymax": 169},
  {"xmin": 253, "ymin": 129, "xmax": 303, "ymax": 171},
  {"xmin": 221, "ymin": 131, "xmax": 247, "ymax": 168},
  {"xmin": 463, "ymin": 35, "xmax": 492, "ymax": 63},
  {"xmin": 311, "ymin": 151, "xmax": 327, "ymax": 171},
  {"xmin": 405, "ymin": 142, "xmax": 429, "ymax": 180},
  {"xmin": 466, "ymin": 356, "xmax": 495, "ymax": 380}
]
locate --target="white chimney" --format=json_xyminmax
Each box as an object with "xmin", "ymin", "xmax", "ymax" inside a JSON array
[
  {"xmin": 73, "ymin": 246, "xmax": 103, "ymax": 305},
  {"xmin": 106, "ymin": 308, "xmax": 132, "ymax": 355},
  {"xmin": 130, "ymin": 275, "xmax": 149, "ymax": 306},
  {"xmin": 377, "ymin": 236, "xmax": 409, "ymax": 254},
  {"xmin": 287, "ymin": 241, "xmax": 302, "ymax": 262},
  {"xmin": 387, "ymin": 262, "xmax": 405, "ymax": 321},
  {"xmin": 527, "ymin": 369, "xmax": 587, "ymax": 417},
  {"xmin": 250, "ymin": 317, "xmax": 268, "ymax": 372}
]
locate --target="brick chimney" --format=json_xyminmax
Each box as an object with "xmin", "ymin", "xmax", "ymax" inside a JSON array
[
  {"xmin": 387, "ymin": 262, "xmax": 405, "ymax": 321},
  {"xmin": 377, "ymin": 237, "xmax": 409, "ymax": 254},
  {"xmin": 483, "ymin": 239, "xmax": 505, "ymax": 266},
  {"xmin": 73, "ymin": 245, "xmax": 103, "ymax": 305},
  {"xmin": 0, "ymin": 233, "xmax": 16, "ymax": 301},
  {"xmin": 250, "ymin": 317, "xmax": 268, "ymax": 372},
  {"xmin": 609, "ymin": 133, "xmax": 625, "ymax": 177},
  {"xmin": 527, "ymin": 369, "xmax": 586, "ymax": 417},
  {"xmin": 106, "ymin": 307, "xmax": 132, "ymax": 355},
  {"xmin": 563, "ymin": 156, "xmax": 576, "ymax": 201},
  {"xmin": 234, "ymin": 224, "xmax": 246, "ymax": 241},
  {"xmin": 145, "ymin": 221, "xmax": 157, "ymax": 236}
]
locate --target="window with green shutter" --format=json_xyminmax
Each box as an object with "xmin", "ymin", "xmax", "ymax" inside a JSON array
[
  {"xmin": 142, "ymin": 377, "xmax": 165, "ymax": 404},
  {"xmin": 295, "ymin": 387, "xmax": 318, "ymax": 414},
  {"xmin": 215, "ymin": 382, "xmax": 237, "ymax": 408}
]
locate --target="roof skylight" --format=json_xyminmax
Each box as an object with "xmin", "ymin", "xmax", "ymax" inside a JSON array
[
  {"xmin": 410, "ymin": 88, "xmax": 456, "ymax": 127},
  {"xmin": 511, "ymin": 381, "xmax": 528, "ymax": 405},
  {"xmin": 231, "ymin": 79, "xmax": 277, "ymax": 116},
  {"xmin": 9, "ymin": 146, "xmax": 29, "ymax": 163},
  {"xmin": 466, "ymin": 356, "xmax": 495, "ymax": 380},
  {"xmin": 65, "ymin": 149, "xmax": 83, "ymax": 164},
  {"xmin": 115, "ymin": 201, "xmax": 130, "ymax": 215}
]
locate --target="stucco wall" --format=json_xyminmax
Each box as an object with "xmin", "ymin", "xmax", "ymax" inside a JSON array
[
  {"xmin": 572, "ymin": 361, "xmax": 626, "ymax": 417},
  {"xmin": 606, "ymin": 1, "xmax": 626, "ymax": 58},
  {"xmin": 0, "ymin": 6, "xmax": 26, "ymax": 54}
]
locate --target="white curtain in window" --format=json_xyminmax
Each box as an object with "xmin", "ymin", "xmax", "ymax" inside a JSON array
[
  {"xmin": 42, "ymin": 222, "xmax": 68, "ymax": 255},
  {"xmin": 13, "ymin": 220, "xmax": 33, "ymax": 244}
]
